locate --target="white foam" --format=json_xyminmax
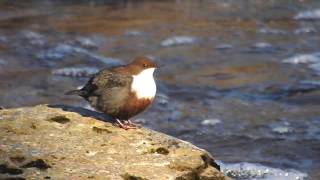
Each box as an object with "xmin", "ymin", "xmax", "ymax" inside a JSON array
[
  {"xmin": 258, "ymin": 28, "xmax": 286, "ymax": 35},
  {"xmin": 294, "ymin": 9, "xmax": 320, "ymax": 20},
  {"xmin": 156, "ymin": 93, "xmax": 169, "ymax": 105},
  {"xmin": 300, "ymin": 80, "xmax": 320, "ymax": 86},
  {"xmin": 282, "ymin": 53, "xmax": 320, "ymax": 76},
  {"xmin": 252, "ymin": 42, "xmax": 273, "ymax": 49},
  {"xmin": 309, "ymin": 62, "xmax": 320, "ymax": 75},
  {"xmin": 294, "ymin": 27, "xmax": 317, "ymax": 34},
  {"xmin": 219, "ymin": 161, "xmax": 308, "ymax": 180},
  {"xmin": 21, "ymin": 30, "xmax": 44, "ymax": 40},
  {"xmin": 201, "ymin": 119, "xmax": 221, "ymax": 126},
  {"xmin": 282, "ymin": 53, "xmax": 320, "ymax": 64},
  {"xmin": 76, "ymin": 37, "xmax": 98, "ymax": 48},
  {"xmin": 37, "ymin": 43, "xmax": 121, "ymax": 65},
  {"xmin": 124, "ymin": 30, "xmax": 144, "ymax": 36},
  {"xmin": 21, "ymin": 30, "xmax": 46, "ymax": 46},
  {"xmin": 161, "ymin": 36, "xmax": 197, "ymax": 47},
  {"xmin": 272, "ymin": 126, "xmax": 292, "ymax": 134},
  {"xmin": 270, "ymin": 121, "xmax": 293, "ymax": 134},
  {"xmin": 52, "ymin": 67, "xmax": 98, "ymax": 77}
]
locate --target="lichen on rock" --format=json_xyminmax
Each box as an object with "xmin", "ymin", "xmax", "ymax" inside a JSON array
[{"xmin": 0, "ymin": 104, "xmax": 228, "ymax": 179}]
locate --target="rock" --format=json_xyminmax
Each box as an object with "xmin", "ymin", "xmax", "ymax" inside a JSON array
[{"xmin": 0, "ymin": 105, "xmax": 228, "ymax": 180}]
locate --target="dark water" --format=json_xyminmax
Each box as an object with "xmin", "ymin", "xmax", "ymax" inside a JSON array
[{"xmin": 1, "ymin": 0, "xmax": 320, "ymax": 179}]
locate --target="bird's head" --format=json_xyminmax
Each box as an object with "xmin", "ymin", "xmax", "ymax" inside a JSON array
[{"xmin": 128, "ymin": 56, "xmax": 157, "ymax": 75}]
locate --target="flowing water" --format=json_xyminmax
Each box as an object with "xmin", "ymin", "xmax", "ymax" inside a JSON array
[{"xmin": 1, "ymin": 0, "xmax": 320, "ymax": 179}]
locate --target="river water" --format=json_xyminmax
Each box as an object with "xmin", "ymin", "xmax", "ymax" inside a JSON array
[{"xmin": 0, "ymin": 0, "xmax": 320, "ymax": 179}]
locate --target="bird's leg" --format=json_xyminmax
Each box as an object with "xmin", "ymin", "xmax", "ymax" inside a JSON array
[{"xmin": 114, "ymin": 119, "xmax": 137, "ymax": 130}]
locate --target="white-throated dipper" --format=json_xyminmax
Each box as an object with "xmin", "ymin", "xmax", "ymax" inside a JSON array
[{"xmin": 66, "ymin": 56, "xmax": 157, "ymax": 129}]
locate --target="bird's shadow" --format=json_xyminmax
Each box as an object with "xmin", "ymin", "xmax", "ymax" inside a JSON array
[{"xmin": 48, "ymin": 104, "xmax": 116, "ymax": 123}]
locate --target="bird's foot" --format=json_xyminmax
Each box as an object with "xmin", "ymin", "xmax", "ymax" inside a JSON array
[
  {"xmin": 114, "ymin": 119, "xmax": 139, "ymax": 130},
  {"xmin": 123, "ymin": 120, "xmax": 141, "ymax": 128}
]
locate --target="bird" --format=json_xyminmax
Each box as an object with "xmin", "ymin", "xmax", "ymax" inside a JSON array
[{"xmin": 66, "ymin": 56, "xmax": 157, "ymax": 130}]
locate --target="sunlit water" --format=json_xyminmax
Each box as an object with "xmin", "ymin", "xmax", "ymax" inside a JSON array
[{"xmin": 0, "ymin": 0, "xmax": 320, "ymax": 179}]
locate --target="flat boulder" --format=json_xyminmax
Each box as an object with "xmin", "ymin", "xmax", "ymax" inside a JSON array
[{"xmin": 0, "ymin": 104, "xmax": 228, "ymax": 179}]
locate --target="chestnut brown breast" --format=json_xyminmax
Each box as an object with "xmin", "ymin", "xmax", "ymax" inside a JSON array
[{"xmin": 114, "ymin": 92, "xmax": 153, "ymax": 120}]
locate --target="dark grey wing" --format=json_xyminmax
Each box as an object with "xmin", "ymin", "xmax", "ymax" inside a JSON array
[
  {"xmin": 80, "ymin": 68, "xmax": 132, "ymax": 99},
  {"xmin": 79, "ymin": 69, "xmax": 133, "ymax": 115}
]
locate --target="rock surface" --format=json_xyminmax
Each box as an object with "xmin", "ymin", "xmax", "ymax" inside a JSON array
[{"xmin": 0, "ymin": 105, "xmax": 228, "ymax": 180}]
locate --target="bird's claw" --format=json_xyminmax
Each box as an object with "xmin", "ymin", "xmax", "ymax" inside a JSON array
[
  {"xmin": 123, "ymin": 120, "xmax": 141, "ymax": 128},
  {"xmin": 114, "ymin": 119, "xmax": 141, "ymax": 130}
]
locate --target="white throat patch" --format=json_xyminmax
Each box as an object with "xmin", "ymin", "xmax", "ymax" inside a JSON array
[{"xmin": 131, "ymin": 68, "xmax": 156, "ymax": 99}]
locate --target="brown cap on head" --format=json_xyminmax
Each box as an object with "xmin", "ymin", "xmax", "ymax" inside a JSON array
[
  {"xmin": 130, "ymin": 56, "xmax": 157, "ymax": 69},
  {"xmin": 113, "ymin": 56, "xmax": 157, "ymax": 75}
]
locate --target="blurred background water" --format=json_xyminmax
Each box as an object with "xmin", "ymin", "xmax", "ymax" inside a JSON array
[{"xmin": 0, "ymin": 0, "xmax": 320, "ymax": 179}]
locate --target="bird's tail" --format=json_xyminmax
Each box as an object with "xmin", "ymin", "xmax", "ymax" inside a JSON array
[{"xmin": 65, "ymin": 89, "xmax": 83, "ymax": 96}]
